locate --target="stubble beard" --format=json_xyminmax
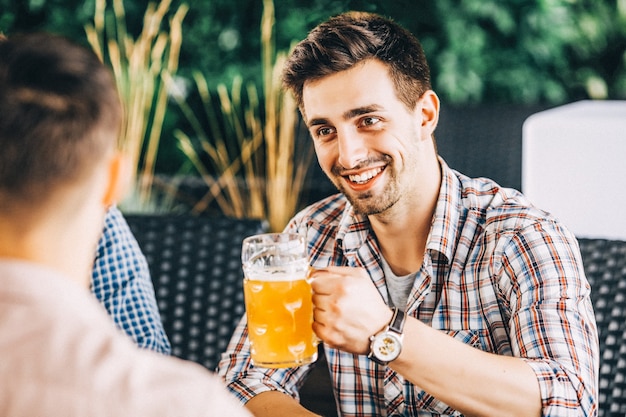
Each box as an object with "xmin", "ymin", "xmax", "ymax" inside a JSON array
[{"xmin": 330, "ymin": 158, "xmax": 401, "ymax": 216}]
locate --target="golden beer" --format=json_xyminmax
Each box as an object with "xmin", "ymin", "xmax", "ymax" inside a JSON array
[
  {"xmin": 241, "ymin": 233, "xmax": 318, "ymax": 368},
  {"xmin": 244, "ymin": 275, "xmax": 318, "ymax": 367}
]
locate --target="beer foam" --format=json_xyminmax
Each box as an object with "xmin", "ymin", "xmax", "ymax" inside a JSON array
[{"xmin": 243, "ymin": 258, "xmax": 309, "ymax": 281}]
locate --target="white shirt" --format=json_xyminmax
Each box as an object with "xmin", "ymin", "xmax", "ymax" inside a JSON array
[{"xmin": 0, "ymin": 259, "xmax": 252, "ymax": 417}]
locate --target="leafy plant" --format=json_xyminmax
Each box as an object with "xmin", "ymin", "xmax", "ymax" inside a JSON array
[
  {"xmin": 3, "ymin": 0, "xmax": 626, "ymax": 107},
  {"xmin": 430, "ymin": 0, "xmax": 626, "ymax": 103},
  {"xmin": 173, "ymin": 0, "xmax": 312, "ymax": 231},
  {"xmin": 85, "ymin": 0, "xmax": 187, "ymax": 210}
]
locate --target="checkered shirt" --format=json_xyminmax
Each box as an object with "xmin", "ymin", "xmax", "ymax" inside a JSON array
[
  {"xmin": 218, "ymin": 160, "xmax": 598, "ymax": 416},
  {"xmin": 91, "ymin": 206, "xmax": 171, "ymax": 354}
]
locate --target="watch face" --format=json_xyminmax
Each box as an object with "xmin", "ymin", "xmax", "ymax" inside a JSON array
[{"xmin": 372, "ymin": 332, "xmax": 402, "ymax": 362}]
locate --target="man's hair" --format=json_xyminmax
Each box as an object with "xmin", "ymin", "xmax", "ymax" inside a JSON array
[
  {"xmin": 282, "ymin": 11, "xmax": 432, "ymax": 114},
  {"xmin": 0, "ymin": 32, "xmax": 121, "ymax": 210}
]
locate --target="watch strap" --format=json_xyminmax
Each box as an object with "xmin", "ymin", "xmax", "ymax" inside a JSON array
[{"xmin": 389, "ymin": 307, "xmax": 406, "ymax": 334}]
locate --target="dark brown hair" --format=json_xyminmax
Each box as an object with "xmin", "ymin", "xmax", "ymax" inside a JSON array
[
  {"xmin": 0, "ymin": 33, "xmax": 121, "ymax": 208},
  {"xmin": 282, "ymin": 11, "xmax": 432, "ymax": 114}
]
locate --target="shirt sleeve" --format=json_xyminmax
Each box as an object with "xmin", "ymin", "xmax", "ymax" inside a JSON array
[
  {"xmin": 496, "ymin": 220, "xmax": 598, "ymax": 416},
  {"xmin": 91, "ymin": 206, "xmax": 171, "ymax": 354},
  {"xmin": 217, "ymin": 315, "xmax": 315, "ymax": 404}
]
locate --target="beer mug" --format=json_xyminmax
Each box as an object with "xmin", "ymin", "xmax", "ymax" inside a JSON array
[{"xmin": 241, "ymin": 233, "xmax": 318, "ymax": 368}]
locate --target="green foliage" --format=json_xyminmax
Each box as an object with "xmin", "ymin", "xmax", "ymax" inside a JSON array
[
  {"xmin": 165, "ymin": 0, "xmax": 626, "ymax": 105},
  {"xmin": 0, "ymin": 0, "xmax": 94, "ymax": 42},
  {"xmin": 429, "ymin": 0, "xmax": 626, "ymax": 103},
  {"xmin": 3, "ymin": 0, "xmax": 625, "ymax": 105},
  {"xmin": 2, "ymin": 0, "xmax": 625, "ymax": 180}
]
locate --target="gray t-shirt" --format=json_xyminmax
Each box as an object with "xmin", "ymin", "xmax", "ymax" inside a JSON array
[{"xmin": 380, "ymin": 255, "xmax": 417, "ymax": 311}]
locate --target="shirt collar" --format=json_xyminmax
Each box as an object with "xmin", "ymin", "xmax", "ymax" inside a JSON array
[
  {"xmin": 427, "ymin": 158, "xmax": 463, "ymax": 264},
  {"xmin": 335, "ymin": 203, "xmax": 372, "ymax": 258}
]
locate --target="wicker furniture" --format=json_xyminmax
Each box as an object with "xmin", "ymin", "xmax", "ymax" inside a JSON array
[{"xmin": 126, "ymin": 215, "xmax": 625, "ymax": 417}]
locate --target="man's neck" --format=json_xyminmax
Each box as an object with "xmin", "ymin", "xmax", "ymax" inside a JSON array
[
  {"xmin": 369, "ymin": 210, "xmax": 432, "ymax": 276},
  {"xmin": 368, "ymin": 163, "xmax": 441, "ymax": 276},
  {"xmin": 0, "ymin": 213, "xmax": 93, "ymax": 289}
]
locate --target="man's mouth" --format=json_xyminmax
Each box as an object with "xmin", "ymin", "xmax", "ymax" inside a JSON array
[{"xmin": 346, "ymin": 166, "xmax": 385, "ymax": 184}]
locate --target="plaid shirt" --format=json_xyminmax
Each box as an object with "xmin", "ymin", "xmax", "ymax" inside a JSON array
[
  {"xmin": 91, "ymin": 206, "xmax": 171, "ymax": 354},
  {"xmin": 218, "ymin": 160, "xmax": 598, "ymax": 416}
]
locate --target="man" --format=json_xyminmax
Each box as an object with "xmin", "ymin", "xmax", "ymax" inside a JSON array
[
  {"xmin": 93, "ymin": 206, "xmax": 171, "ymax": 354},
  {"xmin": 0, "ymin": 32, "xmax": 251, "ymax": 416},
  {"xmin": 218, "ymin": 12, "xmax": 598, "ymax": 416},
  {"xmin": 0, "ymin": 34, "xmax": 170, "ymax": 355}
]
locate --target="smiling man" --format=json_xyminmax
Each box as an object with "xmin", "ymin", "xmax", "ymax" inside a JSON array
[{"xmin": 218, "ymin": 12, "xmax": 598, "ymax": 417}]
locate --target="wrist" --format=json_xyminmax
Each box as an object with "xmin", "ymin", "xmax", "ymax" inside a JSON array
[
  {"xmin": 374, "ymin": 307, "xmax": 394, "ymax": 334},
  {"xmin": 367, "ymin": 307, "xmax": 406, "ymax": 365}
]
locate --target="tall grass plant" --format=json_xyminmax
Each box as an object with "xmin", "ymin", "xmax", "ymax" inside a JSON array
[
  {"xmin": 174, "ymin": 0, "xmax": 312, "ymax": 231},
  {"xmin": 85, "ymin": 0, "xmax": 187, "ymax": 210}
]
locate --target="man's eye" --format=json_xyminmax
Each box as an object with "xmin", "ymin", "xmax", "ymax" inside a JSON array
[
  {"xmin": 361, "ymin": 116, "xmax": 380, "ymax": 127},
  {"xmin": 316, "ymin": 127, "xmax": 335, "ymax": 138}
]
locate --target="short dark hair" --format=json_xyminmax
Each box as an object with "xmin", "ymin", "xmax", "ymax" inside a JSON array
[
  {"xmin": 0, "ymin": 33, "xmax": 121, "ymax": 209},
  {"xmin": 282, "ymin": 11, "xmax": 432, "ymax": 114}
]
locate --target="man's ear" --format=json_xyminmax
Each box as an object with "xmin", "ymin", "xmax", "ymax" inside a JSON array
[
  {"xmin": 102, "ymin": 151, "xmax": 132, "ymax": 207},
  {"xmin": 419, "ymin": 89, "xmax": 440, "ymax": 131}
]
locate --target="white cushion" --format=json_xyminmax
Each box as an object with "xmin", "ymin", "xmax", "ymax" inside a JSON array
[{"xmin": 522, "ymin": 100, "xmax": 626, "ymax": 240}]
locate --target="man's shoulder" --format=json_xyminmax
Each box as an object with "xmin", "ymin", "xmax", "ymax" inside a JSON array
[
  {"xmin": 455, "ymin": 172, "xmax": 559, "ymax": 234},
  {"xmin": 0, "ymin": 263, "xmax": 249, "ymax": 416}
]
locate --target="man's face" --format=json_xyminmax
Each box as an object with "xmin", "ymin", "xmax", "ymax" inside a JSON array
[{"xmin": 302, "ymin": 59, "xmax": 437, "ymax": 216}]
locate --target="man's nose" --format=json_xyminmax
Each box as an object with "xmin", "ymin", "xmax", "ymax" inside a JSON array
[{"xmin": 337, "ymin": 128, "xmax": 368, "ymax": 169}]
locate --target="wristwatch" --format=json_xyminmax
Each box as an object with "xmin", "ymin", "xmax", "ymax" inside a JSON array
[{"xmin": 368, "ymin": 307, "xmax": 406, "ymax": 365}]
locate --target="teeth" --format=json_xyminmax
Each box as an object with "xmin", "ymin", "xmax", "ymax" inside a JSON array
[{"xmin": 348, "ymin": 167, "xmax": 383, "ymax": 184}]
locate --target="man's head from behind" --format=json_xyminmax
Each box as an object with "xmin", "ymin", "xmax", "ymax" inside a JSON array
[
  {"xmin": 0, "ymin": 33, "xmax": 125, "ymax": 281},
  {"xmin": 0, "ymin": 32, "xmax": 123, "ymax": 215}
]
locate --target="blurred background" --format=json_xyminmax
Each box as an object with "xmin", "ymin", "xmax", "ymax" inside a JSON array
[
  {"xmin": 2, "ymin": 0, "xmax": 625, "ymax": 228},
  {"xmin": 4, "ymin": 0, "xmax": 624, "ymax": 105}
]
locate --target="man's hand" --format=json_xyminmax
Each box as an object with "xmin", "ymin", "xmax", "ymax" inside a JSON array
[{"xmin": 309, "ymin": 266, "xmax": 392, "ymax": 353}]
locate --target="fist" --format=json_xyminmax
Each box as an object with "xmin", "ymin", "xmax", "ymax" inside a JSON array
[{"xmin": 309, "ymin": 266, "xmax": 392, "ymax": 354}]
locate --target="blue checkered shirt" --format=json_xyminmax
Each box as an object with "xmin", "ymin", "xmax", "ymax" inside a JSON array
[
  {"xmin": 218, "ymin": 160, "xmax": 598, "ymax": 416},
  {"xmin": 91, "ymin": 206, "xmax": 171, "ymax": 354}
]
